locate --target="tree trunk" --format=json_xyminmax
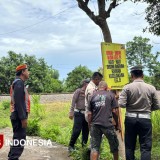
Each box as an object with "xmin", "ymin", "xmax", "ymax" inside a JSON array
[{"xmin": 99, "ymin": 20, "xmax": 112, "ymax": 43}]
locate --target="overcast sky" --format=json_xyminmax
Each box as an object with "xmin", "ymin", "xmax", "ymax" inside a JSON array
[{"xmin": 0, "ymin": 0, "xmax": 159, "ymax": 80}]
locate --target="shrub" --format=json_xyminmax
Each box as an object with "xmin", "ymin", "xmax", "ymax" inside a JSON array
[
  {"xmin": 1, "ymin": 100, "xmax": 10, "ymax": 110},
  {"xmin": 26, "ymin": 118, "xmax": 40, "ymax": 136},
  {"xmin": 32, "ymin": 95, "xmax": 45, "ymax": 119},
  {"xmin": 40, "ymin": 125, "xmax": 60, "ymax": 142}
]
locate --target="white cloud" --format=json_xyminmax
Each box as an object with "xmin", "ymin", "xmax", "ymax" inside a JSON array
[
  {"xmin": 1, "ymin": 38, "xmax": 33, "ymax": 45},
  {"xmin": 0, "ymin": 0, "xmax": 159, "ymax": 80}
]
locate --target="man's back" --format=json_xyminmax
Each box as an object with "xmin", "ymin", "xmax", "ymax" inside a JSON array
[
  {"xmin": 89, "ymin": 90, "xmax": 118, "ymax": 128},
  {"xmin": 119, "ymin": 79, "xmax": 160, "ymax": 113}
]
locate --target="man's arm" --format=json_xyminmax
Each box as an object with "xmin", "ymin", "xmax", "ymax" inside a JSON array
[
  {"xmin": 14, "ymin": 81, "xmax": 27, "ymax": 128},
  {"xmin": 69, "ymin": 89, "xmax": 80, "ymax": 119},
  {"xmin": 87, "ymin": 94, "xmax": 93, "ymax": 128},
  {"xmin": 88, "ymin": 112, "xmax": 92, "ymax": 129},
  {"xmin": 118, "ymin": 87, "xmax": 128, "ymax": 108},
  {"xmin": 151, "ymin": 88, "xmax": 160, "ymax": 111},
  {"xmin": 112, "ymin": 108, "xmax": 121, "ymax": 131},
  {"xmin": 111, "ymin": 93, "xmax": 121, "ymax": 131}
]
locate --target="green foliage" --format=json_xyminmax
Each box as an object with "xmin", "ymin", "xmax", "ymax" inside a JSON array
[
  {"xmin": 43, "ymin": 77, "xmax": 63, "ymax": 93},
  {"xmin": 52, "ymin": 69, "xmax": 59, "ymax": 79},
  {"xmin": 70, "ymin": 145, "xmax": 90, "ymax": 160},
  {"xmin": 0, "ymin": 120, "xmax": 9, "ymax": 128},
  {"xmin": 65, "ymin": 65, "xmax": 93, "ymax": 92},
  {"xmin": 1, "ymin": 101, "xmax": 160, "ymax": 159},
  {"xmin": 26, "ymin": 118, "xmax": 40, "ymax": 136},
  {"xmin": 0, "ymin": 51, "xmax": 23, "ymax": 94},
  {"xmin": 126, "ymin": 36, "xmax": 160, "ymax": 89},
  {"xmin": 150, "ymin": 62, "xmax": 160, "ymax": 89},
  {"xmin": 26, "ymin": 95, "xmax": 44, "ymax": 136},
  {"xmin": 1, "ymin": 100, "xmax": 10, "ymax": 110},
  {"xmin": 0, "ymin": 51, "xmax": 63, "ymax": 94},
  {"xmin": 126, "ymin": 36, "xmax": 153, "ymax": 70},
  {"xmin": 40, "ymin": 125, "xmax": 60, "ymax": 142},
  {"xmin": 0, "ymin": 101, "xmax": 11, "ymax": 128},
  {"xmin": 31, "ymin": 95, "xmax": 45, "ymax": 119},
  {"xmin": 132, "ymin": 0, "xmax": 160, "ymax": 35}
]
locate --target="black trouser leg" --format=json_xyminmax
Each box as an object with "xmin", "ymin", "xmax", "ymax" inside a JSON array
[
  {"xmin": 8, "ymin": 119, "xmax": 26, "ymax": 160},
  {"xmin": 82, "ymin": 116, "xmax": 89, "ymax": 147},
  {"xmin": 69, "ymin": 112, "xmax": 83, "ymax": 147},
  {"xmin": 125, "ymin": 117, "xmax": 137, "ymax": 160},
  {"xmin": 137, "ymin": 119, "xmax": 152, "ymax": 160}
]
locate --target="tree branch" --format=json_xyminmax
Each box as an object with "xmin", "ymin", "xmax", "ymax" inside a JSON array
[
  {"xmin": 76, "ymin": 0, "xmax": 98, "ymax": 24},
  {"xmin": 84, "ymin": 0, "xmax": 89, "ymax": 5},
  {"xmin": 105, "ymin": 0, "xmax": 118, "ymax": 18},
  {"xmin": 98, "ymin": 0, "xmax": 106, "ymax": 17}
]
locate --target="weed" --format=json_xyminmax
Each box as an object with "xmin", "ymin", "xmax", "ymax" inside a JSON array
[{"xmin": 1, "ymin": 100, "xmax": 10, "ymax": 110}]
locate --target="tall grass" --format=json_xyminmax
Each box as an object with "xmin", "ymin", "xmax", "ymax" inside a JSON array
[
  {"xmin": 133, "ymin": 110, "xmax": 160, "ymax": 159},
  {"xmin": 0, "ymin": 100, "xmax": 11, "ymax": 128},
  {"xmin": 1, "ymin": 98, "xmax": 160, "ymax": 159}
]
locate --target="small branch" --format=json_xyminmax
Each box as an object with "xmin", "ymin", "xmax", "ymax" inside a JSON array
[
  {"xmin": 76, "ymin": 0, "xmax": 98, "ymax": 24},
  {"xmin": 84, "ymin": 0, "xmax": 89, "ymax": 5},
  {"xmin": 105, "ymin": 0, "xmax": 118, "ymax": 18}
]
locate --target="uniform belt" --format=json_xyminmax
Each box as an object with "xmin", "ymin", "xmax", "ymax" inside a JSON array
[
  {"xmin": 126, "ymin": 112, "xmax": 151, "ymax": 119},
  {"xmin": 74, "ymin": 109, "xmax": 85, "ymax": 114}
]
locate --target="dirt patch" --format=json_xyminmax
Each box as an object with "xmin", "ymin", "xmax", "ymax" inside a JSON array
[{"xmin": 0, "ymin": 128, "xmax": 71, "ymax": 160}]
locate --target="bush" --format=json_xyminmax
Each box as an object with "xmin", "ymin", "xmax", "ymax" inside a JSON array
[
  {"xmin": 32, "ymin": 95, "xmax": 45, "ymax": 119},
  {"xmin": 26, "ymin": 118, "xmax": 40, "ymax": 136},
  {"xmin": 0, "ymin": 119, "xmax": 10, "ymax": 128},
  {"xmin": 70, "ymin": 145, "xmax": 90, "ymax": 160},
  {"xmin": 1, "ymin": 100, "xmax": 10, "ymax": 110},
  {"xmin": 40, "ymin": 125, "xmax": 60, "ymax": 141}
]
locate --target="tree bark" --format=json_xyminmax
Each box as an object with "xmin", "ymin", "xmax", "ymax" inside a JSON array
[{"xmin": 99, "ymin": 20, "xmax": 112, "ymax": 42}]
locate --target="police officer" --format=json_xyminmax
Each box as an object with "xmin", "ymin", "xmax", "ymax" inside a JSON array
[
  {"xmin": 8, "ymin": 64, "xmax": 30, "ymax": 160},
  {"xmin": 68, "ymin": 79, "xmax": 90, "ymax": 152},
  {"xmin": 118, "ymin": 65, "xmax": 160, "ymax": 160}
]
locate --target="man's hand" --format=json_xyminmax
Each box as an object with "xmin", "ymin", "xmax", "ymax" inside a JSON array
[
  {"xmin": 21, "ymin": 119, "xmax": 27, "ymax": 128},
  {"xmin": 115, "ymin": 125, "xmax": 121, "ymax": 133},
  {"xmin": 88, "ymin": 112, "xmax": 92, "ymax": 130},
  {"xmin": 69, "ymin": 111, "xmax": 74, "ymax": 120}
]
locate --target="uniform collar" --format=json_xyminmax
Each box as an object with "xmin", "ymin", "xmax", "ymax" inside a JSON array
[
  {"xmin": 133, "ymin": 79, "xmax": 144, "ymax": 82},
  {"xmin": 15, "ymin": 77, "xmax": 24, "ymax": 82}
]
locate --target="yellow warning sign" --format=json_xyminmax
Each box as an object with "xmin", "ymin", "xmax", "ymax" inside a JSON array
[{"xmin": 101, "ymin": 42, "xmax": 129, "ymax": 89}]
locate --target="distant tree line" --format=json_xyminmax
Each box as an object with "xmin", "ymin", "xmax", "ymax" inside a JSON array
[
  {"xmin": 0, "ymin": 36, "xmax": 159, "ymax": 94},
  {"xmin": 0, "ymin": 51, "xmax": 63, "ymax": 94},
  {"xmin": 0, "ymin": 51, "xmax": 93, "ymax": 94}
]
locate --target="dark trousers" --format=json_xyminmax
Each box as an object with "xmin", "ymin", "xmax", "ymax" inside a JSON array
[
  {"xmin": 69, "ymin": 112, "xmax": 89, "ymax": 147},
  {"xmin": 8, "ymin": 119, "xmax": 26, "ymax": 160},
  {"xmin": 125, "ymin": 117, "xmax": 152, "ymax": 160}
]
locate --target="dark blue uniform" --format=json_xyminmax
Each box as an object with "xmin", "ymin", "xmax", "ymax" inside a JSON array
[{"xmin": 8, "ymin": 78, "xmax": 28, "ymax": 160}]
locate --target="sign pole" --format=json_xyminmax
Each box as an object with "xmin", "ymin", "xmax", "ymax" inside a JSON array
[{"xmin": 101, "ymin": 42, "xmax": 129, "ymax": 159}]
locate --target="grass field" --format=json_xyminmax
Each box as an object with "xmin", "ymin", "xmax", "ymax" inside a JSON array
[{"xmin": 0, "ymin": 97, "xmax": 160, "ymax": 160}]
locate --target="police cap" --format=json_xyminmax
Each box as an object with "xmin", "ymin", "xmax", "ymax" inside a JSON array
[{"xmin": 130, "ymin": 65, "xmax": 143, "ymax": 72}]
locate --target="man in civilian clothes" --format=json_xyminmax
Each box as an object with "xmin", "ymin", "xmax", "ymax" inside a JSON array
[
  {"xmin": 8, "ymin": 64, "xmax": 30, "ymax": 160},
  {"xmin": 88, "ymin": 81, "xmax": 119, "ymax": 160},
  {"xmin": 85, "ymin": 72, "xmax": 103, "ymax": 121}
]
